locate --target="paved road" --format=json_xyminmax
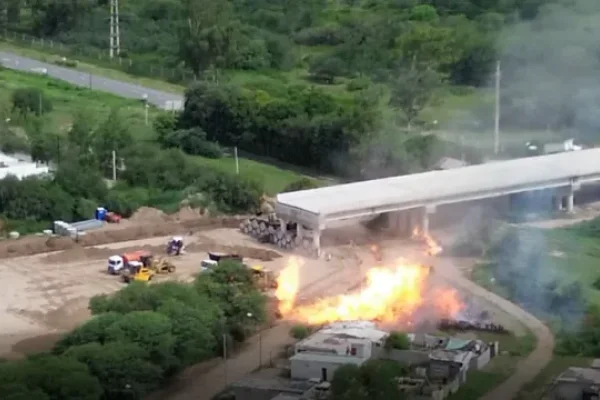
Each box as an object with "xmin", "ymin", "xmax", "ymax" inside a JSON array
[{"xmin": 0, "ymin": 51, "xmax": 183, "ymax": 110}]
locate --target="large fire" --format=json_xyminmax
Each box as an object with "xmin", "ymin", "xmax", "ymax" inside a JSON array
[{"xmin": 275, "ymin": 256, "xmax": 463, "ymax": 326}]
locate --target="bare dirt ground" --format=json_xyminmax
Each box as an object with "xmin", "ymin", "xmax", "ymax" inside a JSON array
[{"xmin": 0, "ymin": 225, "xmax": 287, "ymax": 360}]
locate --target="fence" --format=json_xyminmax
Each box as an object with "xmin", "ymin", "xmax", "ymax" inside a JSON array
[{"xmin": 0, "ymin": 30, "xmax": 196, "ymax": 84}]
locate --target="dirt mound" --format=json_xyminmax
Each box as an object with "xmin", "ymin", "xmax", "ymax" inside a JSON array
[
  {"xmin": 0, "ymin": 217, "xmax": 246, "ymax": 260},
  {"xmin": 130, "ymin": 207, "xmax": 166, "ymax": 223},
  {"xmin": 170, "ymin": 206, "xmax": 203, "ymax": 221}
]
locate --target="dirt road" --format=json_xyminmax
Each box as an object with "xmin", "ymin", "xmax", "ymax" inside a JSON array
[{"xmin": 434, "ymin": 258, "xmax": 555, "ymax": 400}]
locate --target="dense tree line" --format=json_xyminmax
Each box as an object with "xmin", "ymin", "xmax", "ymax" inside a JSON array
[
  {"xmin": 0, "ymin": 260, "xmax": 267, "ymax": 399},
  {"xmin": 0, "ymin": 87, "xmax": 263, "ymax": 233},
  {"xmin": 5, "ymin": 0, "xmax": 589, "ymax": 133}
]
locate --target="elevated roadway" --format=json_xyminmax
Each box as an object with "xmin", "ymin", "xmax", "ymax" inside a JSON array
[{"xmin": 276, "ymin": 149, "xmax": 600, "ymax": 252}]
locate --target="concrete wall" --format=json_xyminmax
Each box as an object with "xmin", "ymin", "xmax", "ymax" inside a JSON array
[
  {"xmin": 290, "ymin": 358, "xmax": 362, "ymax": 381},
  {"xmin": 470, "ymin": 348, "xmax": 491, "ymax": 370}
]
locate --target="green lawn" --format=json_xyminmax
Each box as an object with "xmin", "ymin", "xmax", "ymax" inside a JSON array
[
  {"xmin": 0, "ymin": 41, "xmax": 185, "ymax": 94},
  {"xmin": 0, "ymin": 67, "xmax": 153, "ymax": 137},
  {"xmin": 0, "ymin": 68, "xmax": 311, "ymax": 194},
  {"xmin": 448, "ymin": 355, "xmax": 518, "ymax": 400}
]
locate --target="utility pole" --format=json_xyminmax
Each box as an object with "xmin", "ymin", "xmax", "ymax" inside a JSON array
[
  {"xmin": 494, "ymin": 60, "xmax": 501, "ymax": 156},
  {"xmin": 234, "ymin": 146, "xmax": 239, "ymax": 175},
  {"xmin": 109, "ymin": 0, "xmax": 121, "ymax": 59},
  {"xmin": 111, "ymin": 150, "xmax": 117, "ymax": 181},
  {"xmin": 223, "ymin": 333, "xmax": 228, "ymax": 387}
]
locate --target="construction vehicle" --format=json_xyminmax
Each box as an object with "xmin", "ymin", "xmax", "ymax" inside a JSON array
[
  {"xmin": 104, "ymin": 211, "xmax": 122, "ymax": 223},
  {"xmin": 207, "ymin": 252, "xmax": 243, "ymax": 263},
  {"xmin": 146, "ymin": 256, "xmax": 176, "ymax": 274},
  {"xmin": 250, "ymin": 265, "xmax": 279, "ymax": 291},
  {"xmin": 166, "ymin": 236, "xmax": 185, "ymax": 256},
  {"xmin": 121, "ymin": 262, "xmax": 155, "ymax": 283},
  {"xmin": 107, "ymin": 250, "xmax": 152, "ymax": 275}
]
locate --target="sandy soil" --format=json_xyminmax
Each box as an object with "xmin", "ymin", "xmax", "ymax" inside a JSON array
[{"xmin": 0, "ymin": 228, "xmax": 284, "ymax": 359}]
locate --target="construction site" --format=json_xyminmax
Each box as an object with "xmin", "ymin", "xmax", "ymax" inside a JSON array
[{"xmin": 0, "ymin": 195, "xmax": 564, "ymax": 400}]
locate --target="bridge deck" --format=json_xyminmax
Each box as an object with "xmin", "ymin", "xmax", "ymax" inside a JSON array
[{"xmin": 277, "ymin": 149, "xmax": 600, "ymax": 222}]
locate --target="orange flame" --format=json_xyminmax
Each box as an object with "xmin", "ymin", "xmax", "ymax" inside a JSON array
[
  {"xmin": 274, "ymin": 256, "xmax": 301, "ymax": 315},
  {"xmin": 412, "ymin": 227, "xmax": 443, "ymax": 256},
  {"xmin": 275, "ymin": 257, "xmax": 463, "ymax": 326}
]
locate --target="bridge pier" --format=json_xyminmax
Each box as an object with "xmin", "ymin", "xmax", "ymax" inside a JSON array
[{"xmin": 565, "ymin": 190, "xmax": 574, "ymax": 213}]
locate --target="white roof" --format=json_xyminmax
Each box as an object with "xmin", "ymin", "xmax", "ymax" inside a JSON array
[{"xmin": 277, "ymin": 148, "xmax": 600, "ymax": 222}]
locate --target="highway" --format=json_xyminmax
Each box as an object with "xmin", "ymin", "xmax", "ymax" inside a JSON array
[{"xmin": 0, "ymin": 51, "xmax": 183, "ymax": 110}]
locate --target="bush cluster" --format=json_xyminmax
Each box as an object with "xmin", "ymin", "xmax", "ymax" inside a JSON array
[{"xmin": 0, "ymin": 261, "xmax": 267, "ymax": 399}]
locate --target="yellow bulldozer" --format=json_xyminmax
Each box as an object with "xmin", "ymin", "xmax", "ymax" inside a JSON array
[
  {"xmin": 121, "ymin": 262, "xmax": 155, "ymax": 283},
  {"xmin": 250, "ymin": 265, "xmax": 278, "ymax": 291},
  {"xmin": 141, "ymin": 255, "xmax": 176, "ymax": 274}
]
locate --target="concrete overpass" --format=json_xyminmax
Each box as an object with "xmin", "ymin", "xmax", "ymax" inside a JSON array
[{"xmin": 275, "ymin": 148, "xmax": 600, "ymax": 254}]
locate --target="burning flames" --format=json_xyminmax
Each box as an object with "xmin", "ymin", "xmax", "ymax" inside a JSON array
[
  {"xmin": 275, "ymin": 256, "xmax": 463, "ymax": 326},
  {"xmin": 412, "ymin": 227, "xmax": 443, "ymax": 256}
]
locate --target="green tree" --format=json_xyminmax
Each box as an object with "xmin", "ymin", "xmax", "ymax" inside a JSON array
[
  {"xmin": 178, "ymin": 0, "xmax": 239, "ymax": 75},
  {"xmin": 309, "ymin": 55, "xmax": 346, "ymax": 84},
  {"xmin": 105, "ymin": 311, "xmax": 177, "ymax": 370},
  {"xmin": 54, "ymin": 312, "xmax": 122, "ymax": 353},
  {"xmin": 65, "ymin": 341, "xmax": 163, "ymax": 398},
  {"xmin": 330, "ymin": 364, "xmax": 368, "ymax": 400},
  {"xmin": 385, "ymin": 331, "xmax": 410, "ymax": 350},
  {"xmin": 158, "ymin": 299, "xmax": 220, "ymax": 364},
  {"xmin": 92, "ymin": 110, "xmax": 133, "ymax": 175},
  {"xmin": 11, "ymin": 88, "xmax": 53, "ymax": 115},
  {"xmin": 388, "ymin": 66, "xmax": 441, "ymax": 128},
  {"xmin": 23, "ymin": 355, "xmax": 102, "ymax": 400}
]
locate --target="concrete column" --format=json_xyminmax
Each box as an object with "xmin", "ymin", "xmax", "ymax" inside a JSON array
[
  {"xmin": 552, "ymin": 195, "xmax": 562, "ymax": 211},
  {"xmin": 279, "ymin": 219, "xmax": 287, "ymax": 233},
  {"xmin": 565, "ymin": 191, "xmax": 574, "ymax": 213},
  {"xmin": 421, "ymin": 208, "xmax": 430, "ymax": 236},
  {"xmin": 297, "ymin": 223, "xmax": 304, "ymax": 238},
  {"xmin": 313, "ymin": 229, "xmax": 321, "ymax": 257}
]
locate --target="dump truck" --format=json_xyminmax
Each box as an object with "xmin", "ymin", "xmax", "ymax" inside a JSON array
[
  {"xmin": 250, "ymin": 265, "xmax": 278, "ymax": 291},
  {"xmin": 107, "ymin": 250, "xmax": 152, "ymax": 275},
  {"xmin": 121, "ymin": 262, "xmax": 155, "ymax": 283}
]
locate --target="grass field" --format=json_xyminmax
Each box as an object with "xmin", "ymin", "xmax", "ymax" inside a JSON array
[
  {"xmin": 1, "ymin": 40, "xmax": 499, "ymax": 128},
  {"xmin": 0, "ymin": 68, "xmax": 310, "ymax": 194}
]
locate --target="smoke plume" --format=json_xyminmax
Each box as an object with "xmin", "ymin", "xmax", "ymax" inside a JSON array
[{"xmin": 499, "ymin": 0, "xmax": 600, "ymax": 138}]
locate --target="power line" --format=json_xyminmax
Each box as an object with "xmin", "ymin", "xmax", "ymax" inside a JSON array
[{"xmin": 109, "ymin": 0, "xmax": 121, "ymax": 59}]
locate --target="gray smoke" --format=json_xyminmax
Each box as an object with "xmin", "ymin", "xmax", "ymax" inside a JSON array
[{"xmin": 499, "ymin": 0, "xmax": 600, "ymax": 138}]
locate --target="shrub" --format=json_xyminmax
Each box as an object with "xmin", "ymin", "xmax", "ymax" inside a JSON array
[
  {"xmin": 593, "ymin": 277, "xmax": 600, "ymax": 291},
  {"xmin": 11, "ymin": 88, "xmax": 53, "ymax": 115},
  {"xmin": 308, "ymin": 55, "xmax": 346, "ymax": 84},
  {"xmin": 200, "ymin": 172, "xmax": 262, "ymax": 213},
  {"xmin": 385, "ymin": 331, "xmax": 410, "ymax": 350},
  {"xmin": 346, "ymin": 77, "xmax": 371, "ymax": 92},
  {"xmin": 290, "ymin": 324, "xmax": 311, "ymax": 339},
  {"xmin": 282, "ymin": 177, "xmax": 320, "ymax": 193},
  {"xmin": 293, "ymin": 25, "xmax": 345, "ymax": 46}
]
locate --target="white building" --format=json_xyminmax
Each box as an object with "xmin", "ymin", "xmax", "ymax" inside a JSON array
[
  {"xmin": 290, "ymin": 321, "xmax": 388, "ymax": 382},
  {"xmin": 0, "ymin": 152, "xmax": 50, "ymax": 179}
]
